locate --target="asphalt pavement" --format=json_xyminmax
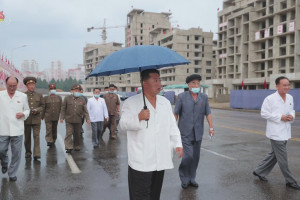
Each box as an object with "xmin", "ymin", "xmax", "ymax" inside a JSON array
[{"xmin": 1, "ymin": 108, "xmax": 300, "ymax": 200}]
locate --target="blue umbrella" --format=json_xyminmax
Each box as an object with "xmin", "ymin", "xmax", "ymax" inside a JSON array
[
  {"xmin": 86, "ymin": 45, "xmax": 190, "ymax": 126},
  {"xmin": 86, "ymin": 45, "xmax": 190, "ymax": 77}
]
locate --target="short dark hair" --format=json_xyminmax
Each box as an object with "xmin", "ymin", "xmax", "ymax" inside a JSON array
[
  {"xmin": 109, "ymin": 84, "xmax": 116, "ymax": 88},
  {"xmin": 93, "ymin": 88, "xmax": 101, "ymax": 92},
  {"xmin": 275, "ymin": 76, "xmax": 289, "ymax": 85},
  {"xmin": 104, "ymin": 87, "xmax": 109, "ymax": 90},
  {"xmin": 141, "ymin": 69, "xmax": 160, "ymax": 82},
  {"xmin": 6, "ymin": 76, "xmax": 19, "ymax": 83}
]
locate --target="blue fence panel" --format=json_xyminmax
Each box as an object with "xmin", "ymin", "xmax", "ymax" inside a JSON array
[{"xmin": 230, "ymin": 89, "xmax": 300, "ymax": 111}]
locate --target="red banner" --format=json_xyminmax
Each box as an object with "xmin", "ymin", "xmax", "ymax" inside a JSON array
[{"xmin": 0, "ymin": 59, "xmax": 25, "ymax": 91}]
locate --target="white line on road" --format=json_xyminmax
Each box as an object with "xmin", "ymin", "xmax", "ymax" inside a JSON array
[
  {"xmin": 201, "ymin": 147, "xmax": 236, "ymax": 161},
  {"xmin": 57, "ymin": 134, "xmax": 82, "ymax": 174}
]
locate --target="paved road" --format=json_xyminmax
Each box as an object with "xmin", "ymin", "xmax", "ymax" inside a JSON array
[{"xmin": 1, "ymin": 109, "xmax": 300, "ymax": 200}]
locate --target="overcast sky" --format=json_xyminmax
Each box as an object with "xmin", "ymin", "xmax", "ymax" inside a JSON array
[{"xmin": 0, "ymin": 0, "xmax": 223, "ymax": 71}]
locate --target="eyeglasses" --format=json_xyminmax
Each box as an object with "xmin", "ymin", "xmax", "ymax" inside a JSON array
[{"xmin": 7, "ymin": 85, "xmax": 17, "ymax": 88}]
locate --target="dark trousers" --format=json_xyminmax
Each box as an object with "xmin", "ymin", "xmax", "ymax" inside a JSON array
[
  {"xmin": 45, "ymin": 121, "xmax": 58, "ymax": 143},
  {"xmin": 128, "ymin": 166, "xmax": 164, "ymax": 200},
  {"xmin": 24, "ymin": 124, "xmax": 41, "ymax": 157},
  {"xmin": 179, "ymin": 140, "xmax": 202, "ymax": 184}
]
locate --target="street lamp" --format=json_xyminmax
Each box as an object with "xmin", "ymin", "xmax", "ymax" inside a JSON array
[{"xmin": 10, "ymin": 44, "xmax": 30, "ymax": 65}]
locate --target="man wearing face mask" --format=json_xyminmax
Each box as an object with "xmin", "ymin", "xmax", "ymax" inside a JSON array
[
  {"xmin": 42, "ymin": 84, "xmax": 62, "ymax": 148},
  {"xmin": 87, "ymin": 88, "xmax": 109, "ymax": 148},
  {"xmin": 102, "ymin": 84, "xmax": 120, "ymax": 139},
  {"xmin": 23, "ymin": 76, "xmax": 45, "ymax": 161},
  {"xmin": 60, "ymin": 84, "xmax": 90, "ymax": 153},
  {"xmin": 174, "ymin": 74, "xmax": 214, "ymax": 189}
]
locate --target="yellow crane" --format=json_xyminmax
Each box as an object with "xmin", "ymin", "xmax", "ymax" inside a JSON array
[{"xmin": 87, "ymin": 19, "xmax": 125, "ymax": 44}]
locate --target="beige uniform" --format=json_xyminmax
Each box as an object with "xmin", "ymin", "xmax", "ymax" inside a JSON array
[
  {"xmin": 24, "ymin": 91, "xmax": 45, "ymax": 158},
  {"xmin": 43, "ymin": 95, "xmax": 62, "ymax": 144},
  {"xmin": 102, "ymin": 93, "xmax": 120, "ymax": 138},
  {"xmin": 60, "ymin": 95, "xmax": 90, "ymax": 150}
]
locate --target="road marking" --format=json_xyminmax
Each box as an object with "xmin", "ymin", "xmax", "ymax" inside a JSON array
[
  {"xmin": 201, "ymin": 147, "xmax": 236, "ymax": 161},
  {"xmin": 57, "ymin": 134, "xmax": 82, "ymax": 174},
  {"xmin": 214, "ymin": 124, "xmax": 300, "ymax": 142}
]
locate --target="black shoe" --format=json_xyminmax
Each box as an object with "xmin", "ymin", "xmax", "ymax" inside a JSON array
[
  {"xmin": 181, "ymin": 183, "xmax": 189, "ymax": 189},
  {"xmin": 253, "ymin": 171, "xmax": 268, "ymax": 182},
  {"xmin": 286, "ymin": 182, "xmax": 300, "ymax": 190},
  {"xmin": 189, "ymin": 181, "xmax": 199, "ymax": 187},
  {"xmin": 47, "ymin": 142, "xmax": 53, "ymax": 147},
  {"xmin": 2, "ymin": 166, "xmax": 7, "ymax": 174},
  {"xmin": 9, "ymin": 176, "xmax": 17, "ymax": 182},
  {"xmin": 74, "ymin": 148, "xmax": 80, "ymax": 151},
  {"xmin": 93, "ymin": 146, "xmax": 99, "ymax": 149},
  {"xmin": 34, "ymin": 156, "xmax": 40, "ymax": 161},
  {"xmin": 66, "ymin": 149, "xmax": 72, "ymax": 154},
  {"xmin": 25, "ymin": 154, "xmax": 31, "ymax": 159}
]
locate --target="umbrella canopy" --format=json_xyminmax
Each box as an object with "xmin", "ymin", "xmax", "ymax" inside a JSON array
[{"xmin": 86, "ymin": 45, "xmax": 190, "ymax": 78}]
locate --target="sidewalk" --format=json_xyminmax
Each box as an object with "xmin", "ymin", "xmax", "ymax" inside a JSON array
[{"xmin": 209, "ymin": 100, "xmax": 300, "ymax": 116}]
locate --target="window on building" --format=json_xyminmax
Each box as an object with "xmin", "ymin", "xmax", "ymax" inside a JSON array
[
  {"xmin": 187, "ymin": 44, "xmax": 189, "ymax": 49},
  {"xmin": 194, "ymin": 60, "xmax": 199, "ymax": 65},
  {"xmin": 206, "ymin": 77, "xmax": 211, "ymax": 80},
  {"xmin": 280, "ymin": 36, "xmax": 286, "ymax": 45},
  {"xmin": 280, "ymin": 59, "xmax": 286, "ymax": 67},
  {"xmin": 187, "ymin": 69, "xmax": 189, "ymax": 73},
  {"xmin": 140, "ymin": 30, "xmax": 143, "ymax": 34},
  {"xmin": 206, "ymin": 61, "xmax": 211, "ymax": 66},
  {"xmin": 187, "ymin": 53, "xmax": 189, "ymax": 57},
  {"xmin": 195, "ymin": 36, "xmax": 199, "ymax": 40},
  {"xmin": 269, "ymin": 18, "xmax": 273, "ymax": 26},
  {"xmin": 140, "ymin": 36, "xmax": 143, "ymax": 40},
  {"xmin": 202, "ymin": 38, "xmax": 205, "ymax": 43},
  {"xmin": 152, "ymin": 25, "xmax": 155, "ymax": 28},
  {"xmin": 195, "ymin": 44, "xmax": 199, "ymax": 49},
  {"xmin": 194, "ymin": 52, "xmax": 200, "ymax": 57},
  {"xmin": 206, "ymin": 69, "xmax": 211, "ymax": 73},
  {"xmin": 140, "ymin": 42, "xmax": 143, "ymax": 45},
  {"xmin": 280, "ymin": 1, "xmax": 287, "ymax": 9},
  {"xmin": 187, "ymin": 36, "xmax": 189, "ymax": 41},
  {"xmin": 280, "ymin": 14, "xmax": 287, "ymax": 22},
  {"xmin": 140, "ymin": 23, "xmax": 143, "ymax": 28}
]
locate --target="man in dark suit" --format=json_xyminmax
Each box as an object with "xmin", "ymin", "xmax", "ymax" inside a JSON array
[{"xmin": 174, "ymin": 74, "xmax": 215, "ymax": 189}]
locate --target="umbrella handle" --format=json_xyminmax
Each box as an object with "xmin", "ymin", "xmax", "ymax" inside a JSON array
[{"xmin": 143, "ymin": 106, "xmax": 149, "ymax": 127}]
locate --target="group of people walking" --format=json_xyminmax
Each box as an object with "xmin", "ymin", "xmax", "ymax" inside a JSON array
[
  {"xmin": 0, "ymin": 72, "xmax": 299, "ymax": 200},
  {"xmin": 0, "ymin": 76, "xmax": 120, "ymax": 181}
]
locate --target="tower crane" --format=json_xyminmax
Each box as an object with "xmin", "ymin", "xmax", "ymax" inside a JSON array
[{"xmin": 87, "ymin": 19, "xmax": 125, "ymax": 44}]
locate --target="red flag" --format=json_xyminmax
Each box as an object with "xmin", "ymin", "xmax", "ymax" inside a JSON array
[
  {"xmin": 242, "ymin": 80, "xmax": 244, "ymax": 90},
  {"xmin": 217, "ymin": 8, "xmax": 220, "ymax": 11},
  {"xmin": 264, "ymin": 78, "xmax": 267, "ymax": 89}
]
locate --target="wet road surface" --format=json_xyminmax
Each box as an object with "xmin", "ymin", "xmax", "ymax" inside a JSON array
[{"xmin": 1, "ymin": 109, "xmax": 300, "ymax": 200}]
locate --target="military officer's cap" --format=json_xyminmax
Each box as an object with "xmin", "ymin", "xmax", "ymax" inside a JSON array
[
  {"xmin": 49, "ymin": 84, "xmax": 56, "ymax": 89},
  {"xmin": 71, "ymin": 84, "xmax": 80, "ymax": 90},
  {"xmin": 23, "ymin": 76, "xmax": 37, "ymax": 85},
  {"xmin": 186, "ymin": 74, "xmax": 202, "ymax": 83}
]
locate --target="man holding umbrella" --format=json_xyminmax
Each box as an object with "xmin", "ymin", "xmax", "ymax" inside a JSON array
[
  {"xmin": 120, "ymin": 69, "xmax": 183, "ymax": 200},
  {"xmin": 174, "ymin": 74, "xmax": 215, "ymax": 189}
]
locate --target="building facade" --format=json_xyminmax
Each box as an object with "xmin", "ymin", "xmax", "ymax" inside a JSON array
[
  {"xmin": 208, "ymin": 0, "xmax": 300, "ymax": 98},
  {"xmin": 83, "ymin": 9, "xmax": 216, "ymax": 92}
]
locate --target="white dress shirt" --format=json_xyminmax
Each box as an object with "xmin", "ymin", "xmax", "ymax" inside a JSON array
[
  {"xmin": 261, "ymin": 91, "xmax": 295, "ymax": 141},
  {"xmin": 0, "ymin": 90, "xmax": 30, "ymax": 136},
  {"xmin": 87, "ymin": 96, "xmax": 109, "ymax": 122},
  {"xmin": 120, "ymin": 93, "xmax": 182, "ymax": 172}
]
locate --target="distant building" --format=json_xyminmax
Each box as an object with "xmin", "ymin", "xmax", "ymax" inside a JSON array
[
  {"xmin": 21, "ymin": 59, "xmax": 39, "ymax": 74},
  {"xmin": 50, "ymin": 60, "xmax": 66, "ymax": 81},
  {"xmin": 207, "ymin": 0, "xmax": 300, "ymax": 99},
  {"xmin": 83, "ymin": 43, "xmax": 123, "ymax": 92},
  {"xmin": 68, "ymin": 64, "xmax": 85, "ymax": 82}
]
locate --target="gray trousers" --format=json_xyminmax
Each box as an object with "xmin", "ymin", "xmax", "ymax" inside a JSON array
[
  {"xmin": 91, "ymin": 121, "xmax": 104, "ymax": 146},
  {"xmin": 0, "ymin": 135, "xmax": 23, "ymax": 178},
  {"xmin": 254, "ymin": 139, "xmax": 297, "ymax": 184},
  {"xmin": 179, "ymin": 140, "xmax": 202, "ymax": 184}
]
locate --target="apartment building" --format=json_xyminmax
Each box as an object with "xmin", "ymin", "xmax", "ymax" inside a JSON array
[
  {"xmin": 209, "ymin": 0, "xmax": 300, "ymax": 97},
  {"xmin": 84, "ymin": 42, "xmax": 122, "ymax": 92}
]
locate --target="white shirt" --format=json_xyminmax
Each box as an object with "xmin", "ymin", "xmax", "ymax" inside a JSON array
[
  {"xmin": 120, "ymin": 93, "xmax": 182, "ymax": 172},
  {"xmin": 87, "ymin": 96, "xmax": 109, "ymax": 122},
  {"xmin": 261, "ymin": 91, "xmax": 295, "ymax": 141},
  {"xmin": 0, "ymin": 90, "xmax": 30, "ymax": 136}
]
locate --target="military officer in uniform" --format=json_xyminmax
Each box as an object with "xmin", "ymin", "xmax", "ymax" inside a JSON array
[
  {"xmin": 102, "ymin": 84, "xmax": 120, "ymax": 139},
  {"xmin": 42, "ymin": 84, "xmax": 62, "ymax": 148},
  {"xmin": 60, "ymin": 84, "xmax": 90, "ymax": 154},
  {"xmin": 23, "ymin": 77, "xmax": 45, "ymax": 160}
]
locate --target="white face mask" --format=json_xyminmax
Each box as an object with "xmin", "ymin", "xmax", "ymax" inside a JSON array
[{"xmin": 50, "ymin": 89, "xmax": 56, "ymax": 95}]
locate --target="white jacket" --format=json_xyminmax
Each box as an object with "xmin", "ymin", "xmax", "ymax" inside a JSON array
[
  {"xmin": 0, "ymin": 90, "xmax": 30, "ymax": 136},
  {"xmin": 261, "ymin": 91, "xmax": 295, "ymax": 141},
  {"xmin": 120, "ymin": 93, "xmax": 182, "ymax": 172}
]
